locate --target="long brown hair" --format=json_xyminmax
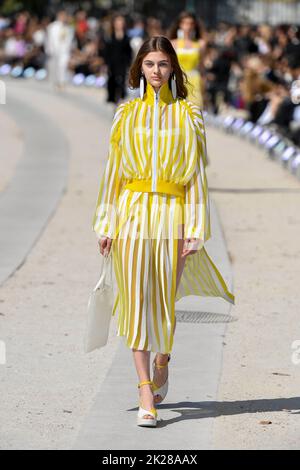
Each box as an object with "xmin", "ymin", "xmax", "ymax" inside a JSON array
[
  {"xmin": 128, "ymin": 36, "xmax": 189, "ymax": 99},
  {"xmin": 168, "ymin": 11, "xmax": 203, "ymax": 40}
]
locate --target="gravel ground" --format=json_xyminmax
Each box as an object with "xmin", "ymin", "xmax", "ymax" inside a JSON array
[
  {"xmin": 208, "ymin": 127, "xmax": 300, "ymax": 449},
  {"xmin": 1, "ymin": 79, "xmax": 300, "ymax": 449}
]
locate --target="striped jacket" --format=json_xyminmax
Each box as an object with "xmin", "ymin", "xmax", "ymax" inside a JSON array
[{"xmin": 92, "ymin": 79, "xmax": 210, "ymax": 244}]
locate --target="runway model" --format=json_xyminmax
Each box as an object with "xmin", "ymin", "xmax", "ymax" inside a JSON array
[
  {"xmin": 92, "ymin": 36, "xmax": 234, "ymax": 427},
  {"xmin": 170, "ymin": 11, "xmax": 206, "ymax": 108}
]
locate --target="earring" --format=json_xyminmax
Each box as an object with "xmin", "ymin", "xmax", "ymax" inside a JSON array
[
  {"xmin": 170, "ymin": 72, "xmax": 177, "ymax": 100},
  {"xmin": 139, "ymin": 72, "xmax": 145, "ymax": 99}
]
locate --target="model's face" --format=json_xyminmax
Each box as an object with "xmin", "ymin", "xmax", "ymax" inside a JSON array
[
  {"xmin": 179, "ymin": 16, "xmax": 195, "ymax": 34},
  {"xmin": 142, "ymin": 51, "xmax": 173, "ymax": 90},
  {"xmin": 58, "ymin": 12, "xmax": 67, "ymax": 23},
  {"xmin": 114, "ymin": 16, "xmax": 125, "ymax": 29}
]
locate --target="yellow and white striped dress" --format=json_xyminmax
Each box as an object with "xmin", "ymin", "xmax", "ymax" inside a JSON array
[
  {"xmin": 176, "ymin": 38, "xmax": 204, "ymax": 108},
  {"xmin": 92, "ymin": 80, "xmax": 235, "ymax": 354}
]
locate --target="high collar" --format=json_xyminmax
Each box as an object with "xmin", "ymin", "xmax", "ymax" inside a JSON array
[{"xmin": 142, "ymin": 80, "xmax": 174, "ymax": 106}]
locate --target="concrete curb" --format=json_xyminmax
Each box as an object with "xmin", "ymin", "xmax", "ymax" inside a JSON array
[{"xmin": 0, "ymin": 87, "xmax": 70, "ymax": 286}]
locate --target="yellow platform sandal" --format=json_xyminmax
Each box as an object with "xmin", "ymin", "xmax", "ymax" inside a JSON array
[
  {"xmin": 152, "ymin": 354, "xmax": 171, "ymax": 404},
  {"xmin": 137, "ymin": 380, "xmax": 158, "ymax": 427}
]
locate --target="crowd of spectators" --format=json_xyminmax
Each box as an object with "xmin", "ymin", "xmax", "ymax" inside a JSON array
[{"xmin": 1, "ymin": 9, "xmax": 300, "ymax": 145}]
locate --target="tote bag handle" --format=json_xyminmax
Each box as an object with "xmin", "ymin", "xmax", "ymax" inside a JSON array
[{"xmin": 93, "ymin": 249, "xmax": 113, "ymax": 291}]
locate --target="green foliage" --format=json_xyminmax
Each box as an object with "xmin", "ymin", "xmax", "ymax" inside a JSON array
[
  {"xmin": 0, "ymin": 0, "xmax": 23, "ymax": 15},
  {"xmin": 0, "ymin": 0, "xmax": 55, "ymax": 16}
]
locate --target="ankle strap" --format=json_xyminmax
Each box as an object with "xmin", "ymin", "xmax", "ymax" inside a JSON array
[
  {"xmin": 138, "ymin": 380, "xmax": 153, "ymax": 388},
  {"xmin": 154, "ymin": 354, "xmax": 171, "ymax": 368}
]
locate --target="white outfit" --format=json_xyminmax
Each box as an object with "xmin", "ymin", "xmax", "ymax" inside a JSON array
[{"xmin": 45, "ymin": 20, "xmax": 74, "ymax": 86}]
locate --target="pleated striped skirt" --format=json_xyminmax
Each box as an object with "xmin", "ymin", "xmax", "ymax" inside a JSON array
[{"xmin": 111, "ymin": 189, "xmax": 185, "ymax": 354}]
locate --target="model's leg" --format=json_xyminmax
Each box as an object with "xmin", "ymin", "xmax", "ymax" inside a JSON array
[
  {"xmin": 132, "ymin": 348, "xmax": 155, "ymax": 419},
  {"xmin": 152, "ymin": 351, "xmax": 170, "ymax": 404},
  {"xmin": 174, "ymin": 224, "xmax": 186, "ymax": 335},
  {"xmin": 152, "ymin": 225, "xmax": 185, "ymax": 402},
  {"xmin": 58, "ymin": 53, "xmax": 69, "ymax": 89},
  {"xmin": 106, "ymin": 72, "xmax": 115, "ymax": 103}
]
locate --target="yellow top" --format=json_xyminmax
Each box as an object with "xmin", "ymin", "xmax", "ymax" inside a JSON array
[
  {"xmin": 92, "ymin": 79, "xmax": 209, "ymax": 241},
  {"xmin": 176, "ymin": 38, "xmax": 201, "ymax": 72}
]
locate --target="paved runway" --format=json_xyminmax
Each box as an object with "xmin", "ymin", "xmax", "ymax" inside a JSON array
[{"xmin": 1, "ymin": 78, "xmax": 299, "ymax": 450}]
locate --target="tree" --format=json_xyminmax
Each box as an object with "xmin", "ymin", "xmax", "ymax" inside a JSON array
[{"xmin": 0, "ymin": 0, "xmax": 49, "ymax": 16}]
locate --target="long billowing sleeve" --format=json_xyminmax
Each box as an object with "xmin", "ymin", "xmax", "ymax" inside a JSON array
[
  {"xmin": 92, "ymin": 102, "xmax": 126, "ymax": 240},
  {"xmin": 183, "ymin": 103, "xmax": 211, "ymax": 243}
]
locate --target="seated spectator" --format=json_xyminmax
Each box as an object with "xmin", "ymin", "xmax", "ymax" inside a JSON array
[
  {"xmin": 3, "ymin": 29, "xmax": 27, "ymax": 65},
  {"xmin": 239, "ymin": 56, "xmax": 274, "ymax": 122},
  {"xmin": 69, "ymin": 38, "xmax": 103, "ymax": 76},
  {"xmin": 74, "ymin": 10, "xmax": 89, "ymax": 50}
]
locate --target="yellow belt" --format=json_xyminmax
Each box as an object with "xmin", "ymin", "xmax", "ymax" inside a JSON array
[{"xmin": 124, "ymin": 179, "xmax": 185, "ymax": 198}]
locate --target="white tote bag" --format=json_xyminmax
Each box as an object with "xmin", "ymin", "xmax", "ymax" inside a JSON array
[{"xmin": 84, "ymin": 250, "xmax": 113, "ymax": 353}]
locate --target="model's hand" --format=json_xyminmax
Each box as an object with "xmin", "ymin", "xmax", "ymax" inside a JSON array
[
  {"xmin": 181, "ymin": 238, "xmax": 203, "ymax": 258},
  {"xmin": 98, "ymin": 236, "xmax": 112, "ymax": 257}
]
